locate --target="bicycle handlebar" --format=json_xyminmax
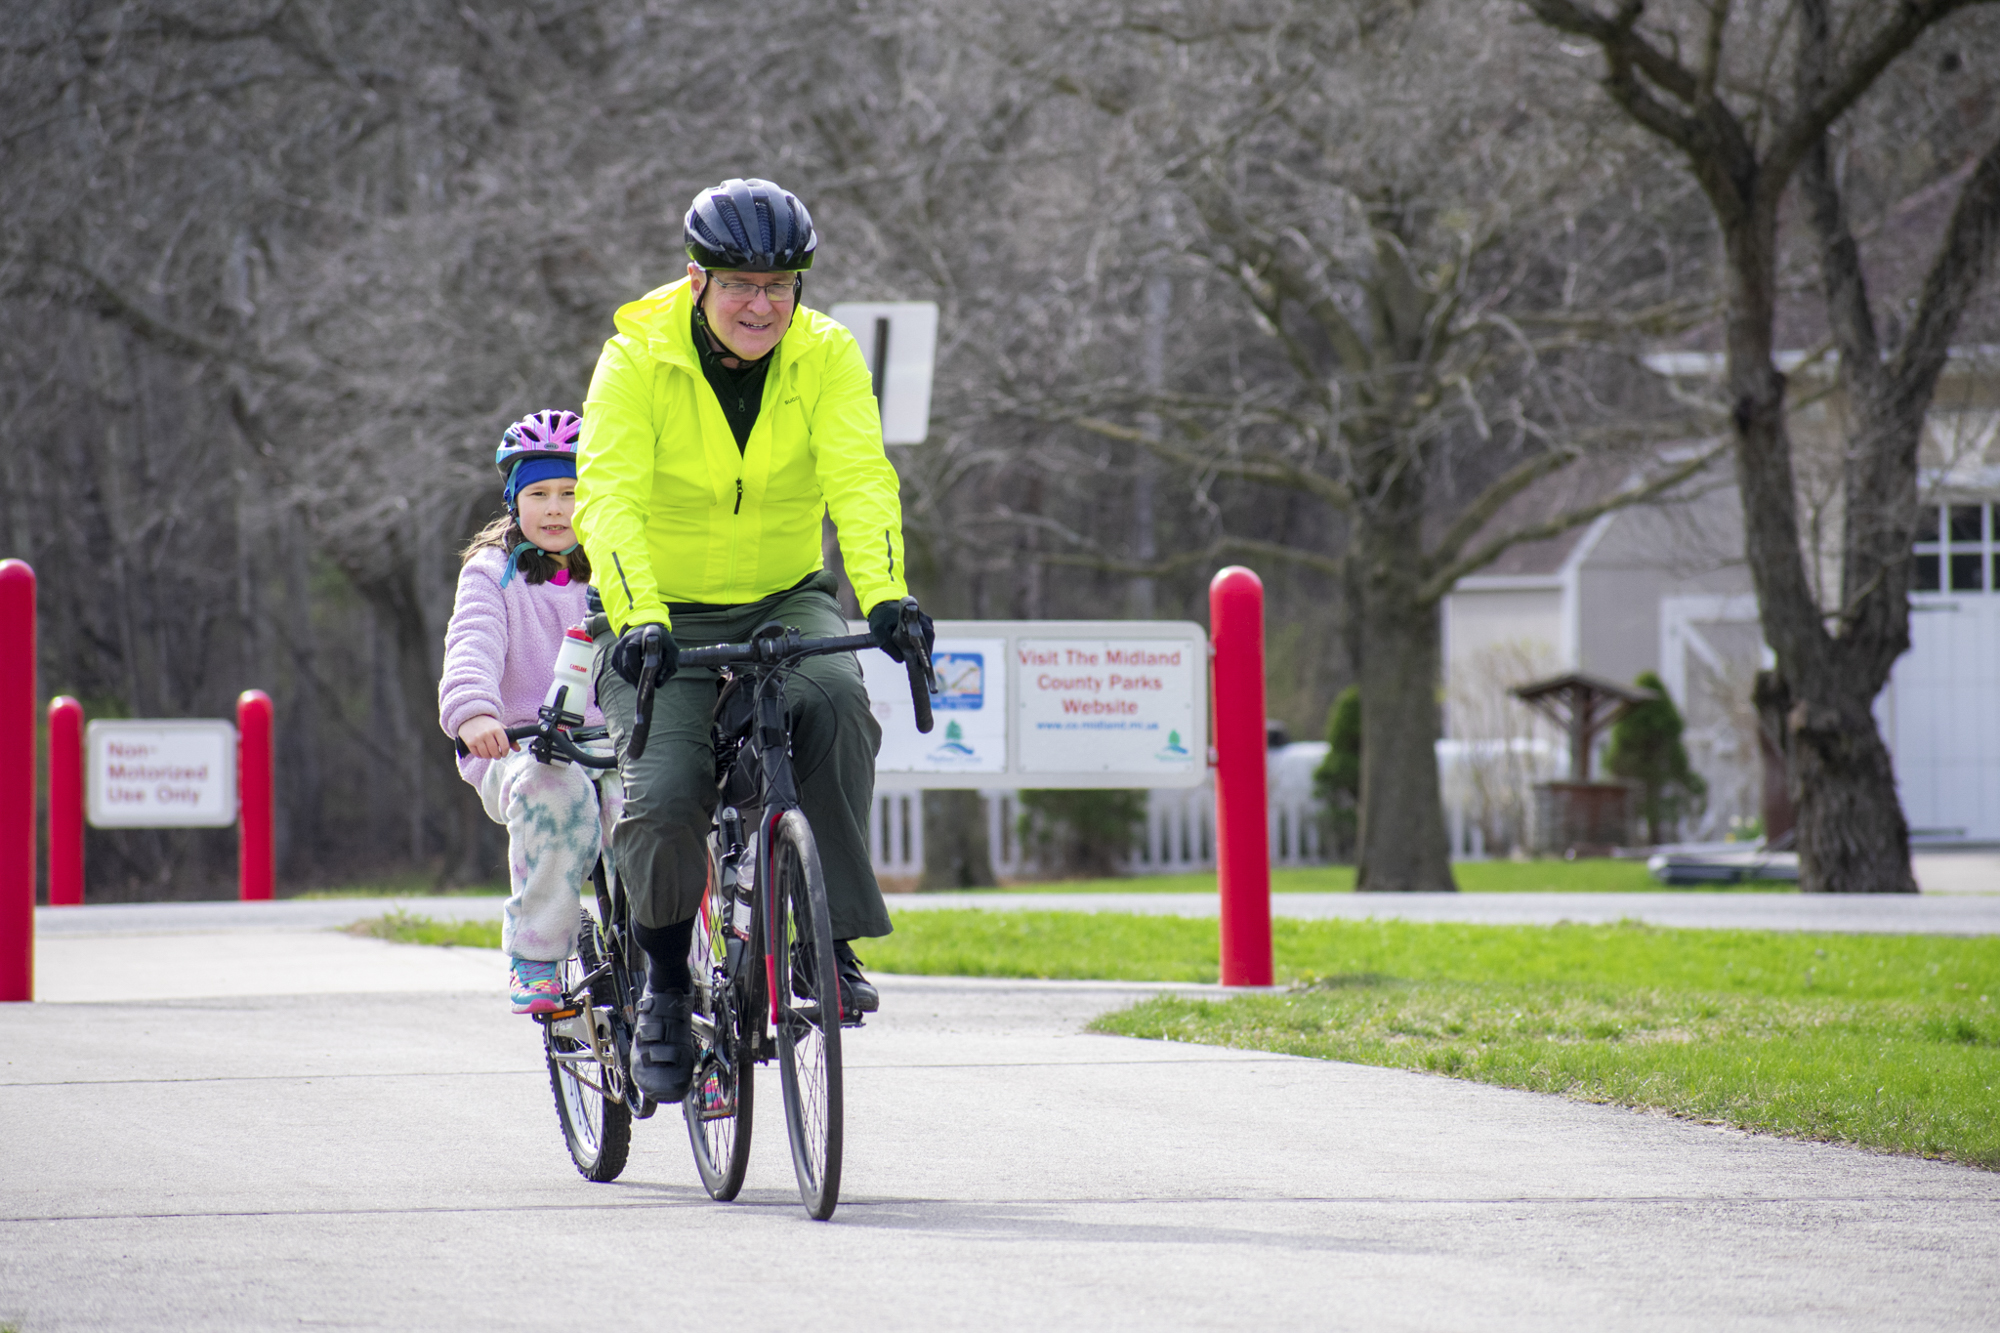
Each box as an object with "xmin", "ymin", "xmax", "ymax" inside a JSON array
[
  {"xmin": 461, "ymin": 688, "xmax": 619, "ymax": 769},
  {"xmin": 676, "ymin": 630, "xmax": 877, "ymax": 669},
  {"xmin": 505, "ymin": 722, "xmax": 619, "ymax": 768},
  {"xmin": 677, "ymin": 616, "xmax": 938, "ymax": 734}
]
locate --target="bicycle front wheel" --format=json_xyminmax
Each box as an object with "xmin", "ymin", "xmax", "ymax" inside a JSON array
[
  {"xmin": 546, "ymin": 916, "xmax": 632, "ymax": 1183},
  {"xmin": 686, "ymin": 841, "xmax": 754, "ymax": 1200},
  {"xmin": 771, "ymin": 809, "xmax": 843, "ymax": 1220}
]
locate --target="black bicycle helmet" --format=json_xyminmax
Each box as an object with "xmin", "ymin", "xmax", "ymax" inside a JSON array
[{"xmin": 684, "ymin": 177, "xmax": 817, "ymax": 272}]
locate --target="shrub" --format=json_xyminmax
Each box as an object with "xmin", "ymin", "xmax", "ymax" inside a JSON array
[
  {"xmin": 1607, "ymin": 671, "xmax": 1707, "ymax": 843},
  {"xmin": 1016, "ymin": 789, "xmax": 1148, "ymax": 878},
  {"xmin": 1313, "ymin": 685, "xmax": 1361, "ymax": 857}
]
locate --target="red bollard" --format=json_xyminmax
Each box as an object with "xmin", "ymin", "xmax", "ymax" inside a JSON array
[
  {"xmin": 1210, "ymin": 565, "xmax": 1272, "ymax": 986},
  {"xmin": 47, "ymin": 697, "xmax": 83, "ymax": 906},
  {"xmin": 1, "ymin": 560, "xmax": 36, "ymax": 1001},
  {"xmin": 237, "ymin": 690, "xmax": 275, "ymax": 902}
]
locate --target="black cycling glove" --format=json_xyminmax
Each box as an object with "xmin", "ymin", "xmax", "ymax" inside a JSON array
[
  {"xmin": 867, "ymin": 598, "xmax": 936, "ymax": 665},
  {"xmin": 610, "ymin": 623, "xmax": 679, "ymax": 687}
]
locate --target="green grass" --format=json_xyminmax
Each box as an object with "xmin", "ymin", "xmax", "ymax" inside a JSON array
[
  {"xmin": 345, "ymin": 909, "xmax": 502, "ymax": 949},
  {"xmin": 298, "ymin": 876, "xmax": 504, "ymax": 899},
  {"xmin": 872, "ymin": 909, "xmax": 2000, "ymax": 1167},
  {"xmin": 991, "ymin": 858, "xmax": 1790, "ymax": 894}
]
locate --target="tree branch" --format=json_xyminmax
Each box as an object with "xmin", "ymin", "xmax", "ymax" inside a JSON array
[
  {"xmin": 1039, "ymin": 536, "xmax": 1341, "ymax": 580},
  {"xmin": 1524, "ymin": 0, "xmax": 1708, "ymax": 152},
  {"xmin": 1425, "ymin": 447, "xmax": 1582, "ymax": 572},
  {"xmin": 1766, "ymin": 0, "xmax": 1985, "ymax": 191},
  {"xmin": 1066, "ymin": 413, "xmax": 1355, "ymax": 508},
  {"xmin": 1795, "ymin": 0, "xmax": 1884, "ymax": 400},
  {"xmin": 1415, "ymin": 439, "xmax": 1729, "ymax": 605},
  {"xmin": 1890, "ymin": 132, "xmax": 2000, "ymax": 400},
  {"xmin": 66, "ymin": 259, "xmax": 293, "ymax": 379}
]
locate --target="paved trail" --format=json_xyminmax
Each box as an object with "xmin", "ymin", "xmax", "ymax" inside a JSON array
[{"xmin": 2, "ymin": 910, "xmax": 1997, "ymax": 1331}]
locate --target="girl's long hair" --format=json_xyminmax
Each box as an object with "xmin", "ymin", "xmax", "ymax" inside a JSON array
[{"xmin": 461, "ymin": 512, "xmax": 593, "ymax": 586}]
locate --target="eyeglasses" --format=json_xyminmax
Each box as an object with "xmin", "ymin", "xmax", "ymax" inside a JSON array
[{"xmin": 704, "ymin": 273, "xmax": 800, "ymax": 305}]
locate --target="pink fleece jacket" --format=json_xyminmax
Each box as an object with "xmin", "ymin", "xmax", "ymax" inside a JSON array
[{"xmin": 438, "ymin": 547, "xmax": 601, "ymax": 787}]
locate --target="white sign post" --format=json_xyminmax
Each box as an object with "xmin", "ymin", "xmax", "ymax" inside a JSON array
[
  {"xmin": 827, "ymin": 301, "xmax": 938, "ymax": 445},
  {"xmin": 857, "ymin": 619, "xmax": 1208, "ymax": 789},
  {"xmin": 86, "ymin": 719, "xmax": 238, "ymax": 828}
]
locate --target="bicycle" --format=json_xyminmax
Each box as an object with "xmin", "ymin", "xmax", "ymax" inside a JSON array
[
  {"xmin": 472, "ymin": 697, "xmax": 639, "ymax": 1185},
  {"xmin": 498, "ymin": 601, "xmax": 935, "ymax": 1220}
]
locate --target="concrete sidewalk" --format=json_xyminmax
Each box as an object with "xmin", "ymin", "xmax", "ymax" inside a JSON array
[{"xmin": 3, "ymin": 923, "xmax": 1997, "ymax": 1331}]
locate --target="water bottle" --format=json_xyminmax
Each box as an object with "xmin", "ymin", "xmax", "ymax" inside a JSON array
[{"xmin": 544, "ymin": 625, "xmax": 595, "ymax": 725}]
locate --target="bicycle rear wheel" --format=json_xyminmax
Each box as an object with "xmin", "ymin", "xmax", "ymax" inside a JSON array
[
  {"xmin": 770, "ymin": 809, "xmax": 843, "ymax": 1220},
  {"xmin": 546, "ymin": 916, "xmax": 632, "ymax": 1182},
  {"xmin": 686, "ymin": 842, "xmax": 754, "ymax": 1200}
]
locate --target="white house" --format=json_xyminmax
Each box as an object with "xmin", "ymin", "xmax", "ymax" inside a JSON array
[{"xmin": 1444, "ymin": 356, "xmax": 2000, "ymax": 847}]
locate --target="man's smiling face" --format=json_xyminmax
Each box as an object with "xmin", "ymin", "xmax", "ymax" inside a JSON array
[{"xmin": 688, "ymin": 264, "xmax": 799, "ymax": 362}]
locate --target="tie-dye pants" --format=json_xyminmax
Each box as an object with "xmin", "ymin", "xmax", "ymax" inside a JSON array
[{"xmin": 476, "ymin": 750, "xmax": 621, "ymax": 962}]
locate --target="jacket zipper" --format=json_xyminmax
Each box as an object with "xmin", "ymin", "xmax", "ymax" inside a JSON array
[{"xmin": 734, "ymin": 478, "xmax": 743, "ymax": 514}]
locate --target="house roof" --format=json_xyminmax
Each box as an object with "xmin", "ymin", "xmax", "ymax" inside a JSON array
[{"xmin": 1451, "ymin": 454, "xmax": 1647, "ymax": 579}]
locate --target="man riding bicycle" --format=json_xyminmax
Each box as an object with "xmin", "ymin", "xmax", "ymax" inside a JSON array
[{"xmin": 574, "ymin": 177, "xmax": 932, "ymax": 1104}]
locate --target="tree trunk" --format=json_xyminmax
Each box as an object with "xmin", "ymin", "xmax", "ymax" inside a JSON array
[
  {"xmin": 921, "ymin": 790, "xmax": 997, "ymax": 889},
  {"xmin": 1785, "ymin": 680, "xmax": 1916, "ymax": 892},
  {"xmin": 1721, "ymin": 211, "xmax": 1920, "ymax": 895},
  {"xmin": 1354, "ymin": 524, "xmax": 1456, "ymax": 892}
]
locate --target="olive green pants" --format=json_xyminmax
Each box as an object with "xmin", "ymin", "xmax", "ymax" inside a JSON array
[{"xmin": 591, "ymin": 570, "xmax": 892, "ymax": 940}]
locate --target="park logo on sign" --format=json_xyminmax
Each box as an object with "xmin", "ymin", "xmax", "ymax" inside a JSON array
[{"xmin": 860, "ymin": 620, "xmax": 1207, "ymax": 789}]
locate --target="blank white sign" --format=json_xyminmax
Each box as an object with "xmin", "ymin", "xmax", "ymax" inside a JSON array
[
  {"xmin": 87, "ymin": 719, "xmax": 238, "ymax": 828},
  {"xmin": 827, "ymin": 301, "xmax": 938, "ymax": 445}
]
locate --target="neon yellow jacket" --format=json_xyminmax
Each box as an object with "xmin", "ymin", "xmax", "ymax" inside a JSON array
[{"xmin": 575, "ymin": 278, "xmax": 908, "ymax": 633}]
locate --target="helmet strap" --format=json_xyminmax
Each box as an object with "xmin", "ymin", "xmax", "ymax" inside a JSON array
[{"xmin": 499, "ymin": 538, "xmax": 580, "ymax": 589}]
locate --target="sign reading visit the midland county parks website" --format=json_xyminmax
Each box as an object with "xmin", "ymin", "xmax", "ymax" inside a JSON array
[
  {"xmin": 857, "ymin": 620, "xmax": 1208, "ymax": 789},
  {"xmin": 85, "ymin": 719, "xmax": 239, "ymax": 828}
]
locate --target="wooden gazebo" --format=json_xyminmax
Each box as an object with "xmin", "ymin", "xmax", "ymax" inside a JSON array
[{"xmin": 1509, "ymin": 672, "xmax": 1658, "ymax": 853}]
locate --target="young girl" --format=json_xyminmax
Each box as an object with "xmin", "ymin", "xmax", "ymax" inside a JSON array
[{"xmin": 438, "ymin": 409, "xmax": 616, "ymax": 1013}]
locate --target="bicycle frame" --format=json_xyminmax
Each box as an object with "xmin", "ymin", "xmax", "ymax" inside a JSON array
[{"xmin": 686, "ymin": 617, "xmax": 933, "ymax": 1038}]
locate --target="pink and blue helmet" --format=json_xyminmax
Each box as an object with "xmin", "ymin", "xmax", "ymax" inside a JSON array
[{"xmin": 495, "ymin": 409, "xmax": 581, "ymax": 507}]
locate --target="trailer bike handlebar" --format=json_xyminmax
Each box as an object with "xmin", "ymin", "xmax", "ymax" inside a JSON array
[{"xmin": 449, "ymin": 680, "xmax": 618, "ymax": 769}]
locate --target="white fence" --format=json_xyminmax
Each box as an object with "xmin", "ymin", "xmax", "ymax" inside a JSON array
[
  {"xmin": 869, "ymin": 742, "xmax": 1334, "ymax": 880},
  {"xmin": 869, "ymin": 738, "xmax": 1530, "ymax": 879}
]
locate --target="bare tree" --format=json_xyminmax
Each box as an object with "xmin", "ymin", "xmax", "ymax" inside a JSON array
[
  {"xmin": 0, "ymin": 0, "xmax": 976, "ymax": 892},
  {"xmin": 1525, "ymin": 0, "xmax": 2000, "ymax": 892},
  {"xmin": 1008, "ymin": 0, "xmax": 1719, "ymax": 890}
]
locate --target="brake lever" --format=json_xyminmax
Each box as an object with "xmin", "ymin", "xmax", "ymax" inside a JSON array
[
  {"xmin": 629, "ymin": 624, "xmax": 664, "ymax": 761},
  {"xmin": 898, "ymin": 596, "xmax": 937, "ymax": 734},
  {"xmin": 900, "ymin": 596, "xmax": 938, "ymax": 694}
]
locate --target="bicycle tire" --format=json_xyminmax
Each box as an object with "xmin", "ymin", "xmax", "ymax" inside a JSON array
[
  {"xmin": 685, "ymin": 844, "xmax": 755, "ymax": 1199},
  {"xmin": 770, "ymin": 809, "xmax": 843, "ymax": 1220},
  {"xmin": 546, "ymin": 918, "xmax": 632, "ymax": 1182}
]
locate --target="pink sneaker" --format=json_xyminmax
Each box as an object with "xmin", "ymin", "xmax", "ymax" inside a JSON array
[{"xmin": 509, "ymin": 957, "xmax": 563, "ymax": 1014}]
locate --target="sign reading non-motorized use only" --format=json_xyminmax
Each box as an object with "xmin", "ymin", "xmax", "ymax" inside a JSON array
[
  {"xmin": 856, "ymin": 619, "xmax": 1208, "ymax": 789},
  {"xmin": 86, "ymin": 719, "xmax": 238, "ymax": 828}
]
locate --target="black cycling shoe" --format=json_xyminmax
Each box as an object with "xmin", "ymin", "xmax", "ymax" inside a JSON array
[
  {"xmin": 834, "ymin": 941, "xmax": 879, "ymax": 1014},
  {"xmin": 630, "ymin": 986, "xmax": 695, "ymax": 1103}
]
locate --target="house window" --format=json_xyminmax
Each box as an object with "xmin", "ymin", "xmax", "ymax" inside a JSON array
[{"xmin": 1912, "ymin": 500, "xmax": 1999, "ymax": 595}]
